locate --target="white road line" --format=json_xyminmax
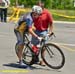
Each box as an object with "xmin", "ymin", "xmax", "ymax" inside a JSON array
[
  {"xmin": 54, "ymin": 21, "xmax": 75, "ymax": 24},
  {"xmin": 51, "ymin": 42, "xmax": 75, "ymax": 51},
  {"xmin": 61, "ymin": 45, "xmax": 75, "ymax": 51},
  {"xmin": 52, "ymin": 42, "xmax": 75, "ymax": 47}
]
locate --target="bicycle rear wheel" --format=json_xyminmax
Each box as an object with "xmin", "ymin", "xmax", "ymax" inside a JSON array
[
  {"xmin": 15, "ymin": 43, "xmax": 19, "ymax": 54},
  {"xmin": 41, "ymin": 43, "xmax": 65, "ymax": 69},
  {"xmin": 22, "ymin": 45, "xmax": 34, "ymax": 65}
]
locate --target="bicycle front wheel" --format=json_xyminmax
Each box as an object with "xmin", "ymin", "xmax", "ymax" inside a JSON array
[{"xmin": 41, "ymin": 43, "xmax": 65, "ymax": 69}]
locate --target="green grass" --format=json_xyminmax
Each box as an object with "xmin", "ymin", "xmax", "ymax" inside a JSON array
[
  {"xmin": 50, "ymin": 9, "xmax": 75, "ymax": 16},
  {"xmin": 50, "ymin": 9, "xmax": 75, "ymax": 22}
]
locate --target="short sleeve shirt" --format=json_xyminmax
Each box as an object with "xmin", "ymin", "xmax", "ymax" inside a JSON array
[
  {"xmin": 33, "ymin": 9, "xmax": 53, "ymax": 31},
  {"xmin": 18, "ymin": 13, "xmax": 33, "ymax": 28}
]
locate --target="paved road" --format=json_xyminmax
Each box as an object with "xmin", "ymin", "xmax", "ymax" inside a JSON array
[{"xmin": 0, "ymin": 22, "xmax": 75, "ymax": 74}]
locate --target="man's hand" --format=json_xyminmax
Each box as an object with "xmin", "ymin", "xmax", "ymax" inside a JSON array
[
  {"xmin": 37, "ymin": 36, "xmax": 43, "ymax": 41},
  {"xmin": 47, "ymin": 32, "xmax": 56, "ymax": 38},
  {"xmin": 47, "ymin": 32, "xmax": 54, "ymax": 37}
]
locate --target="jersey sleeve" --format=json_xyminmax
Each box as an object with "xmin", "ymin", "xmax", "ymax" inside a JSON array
[{"xmin": 25, "ymin": 18, "xmax": 33, "ymax": 28}]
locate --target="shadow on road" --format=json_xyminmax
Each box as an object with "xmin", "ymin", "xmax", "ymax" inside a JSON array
[
  {"xmin": 3, "ymin": 63, "xmax": 28, "ymax": 69},
  {"xmin": 3, "ymin": 63, "xmax": 61, "ymax": 72}
]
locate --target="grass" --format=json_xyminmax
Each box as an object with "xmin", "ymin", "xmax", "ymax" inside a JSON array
[
  {"xmin": 50, "ymin": 9, "xmax": 75, "ymax": 22},
  {"xmin": 50, "ymin": 9, "xmax": 75, "ymax": 16}
]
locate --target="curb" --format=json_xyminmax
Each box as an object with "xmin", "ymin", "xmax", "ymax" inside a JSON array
[
  {"xmin": 7, "ymin": 17, "xmax": 75, "ymax": 24},
  {"xmin": 54, "ymin": 21, "xmax": 75, "ymax": 24}
]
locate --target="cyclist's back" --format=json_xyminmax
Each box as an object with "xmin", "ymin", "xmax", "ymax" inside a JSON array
[
  {"xmin": 14, "ymin": 12, "xmax": 33, "ymax": 34},
  {"xmin": 14, "ymin": 5, "xmax": 43, "ymax": 66}
]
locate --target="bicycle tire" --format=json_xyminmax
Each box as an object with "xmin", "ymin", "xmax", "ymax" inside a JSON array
[
  {"xmin": 41, "ymin": 43, "xmax": 65, "ymax": 69},
  {"xmin": 15, "ymin": 43, "xmax": 19, "ymax": 54},
  {"xmin": 15, "ymin": 36, "xmax": 34, "ymax": 65},
  {"xmin": 22, "ymin": 45, "xmax": 34, "ymax": 65}
]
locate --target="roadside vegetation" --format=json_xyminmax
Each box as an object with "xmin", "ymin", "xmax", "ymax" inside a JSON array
[
  {"xmin": 50, "ymin": 9, "xmax": 75, "ymax": 22},
  {"xmin": 9, "ymin": 0, "xmax": 75, "ymax": 22},
  {"xmin": 8, "ymin": 8, "xmax": 75, "ymax": 22}
]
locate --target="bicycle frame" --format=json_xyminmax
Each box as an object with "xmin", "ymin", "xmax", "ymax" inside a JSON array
[
  {"xmin": 22, "ymin": 32, "xmax": 65, "ymax": 69},
  {"xmin": 23, "ymin": 32, "xmax": 55, "ymax": 55}
]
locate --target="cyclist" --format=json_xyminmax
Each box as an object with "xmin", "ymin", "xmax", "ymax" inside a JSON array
[
  {"xmin": 14, "ymin": 5, "xmax": 43, "ymax": 65},
  {"xmin": 31, "ymin": 2, "xmax": 54, "ymax": 65}
]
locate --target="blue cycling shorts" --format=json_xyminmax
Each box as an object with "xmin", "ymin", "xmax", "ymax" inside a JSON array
[{"xmin": 31, "ymin": 30, "xmax": 48, "ymax": 45}]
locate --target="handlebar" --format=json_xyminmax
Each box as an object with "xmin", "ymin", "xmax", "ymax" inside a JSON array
[
  {"xmin": 41, "ymin": 32, "xmax": 56, "ymax": 43},
  {"xmin": 48, "ymin": 32, "xmax": 56, "ymax": 38}
]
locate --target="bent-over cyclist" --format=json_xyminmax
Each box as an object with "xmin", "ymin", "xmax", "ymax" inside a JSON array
[{"xmin": 14, "ymin": 5, "xmax": 43, "ymax": 65}]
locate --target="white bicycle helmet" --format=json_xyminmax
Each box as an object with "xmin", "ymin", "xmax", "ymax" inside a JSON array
[{"xmin": 32, "ymin": 5, "xmax": 42, "ymax": 15}]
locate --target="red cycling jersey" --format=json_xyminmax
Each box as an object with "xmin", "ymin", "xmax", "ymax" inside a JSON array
[{"xmin": 33, "ymin": 9, "xmax": 53, "ymax": 31}]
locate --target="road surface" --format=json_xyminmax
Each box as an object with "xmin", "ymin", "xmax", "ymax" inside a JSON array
[{"xmin": 0, "ymin": 21, "xmax": 75, "ymax": 74}]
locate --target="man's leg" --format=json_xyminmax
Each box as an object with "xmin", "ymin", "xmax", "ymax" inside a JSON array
[
  {"xmin": 0, "ymin": 9, "xmax": 3, "ymax": 22},
  {"xmin": 4, "ymin": 8, "xmax": 7, "ymax": 22},
  {"xmin": 15, "ymin": 31, "xmax": 24, "ymax": 63},
  {"xmin": 17, "ymin": 44, "xmax": 24, "ymax": 63},
  {"xmin": 39, "ymin": 31, "xmax": 48, "ymax": 66},
  {"xmin": 31, "ymin": 32, "xmax": 39, "ymax": 63}
]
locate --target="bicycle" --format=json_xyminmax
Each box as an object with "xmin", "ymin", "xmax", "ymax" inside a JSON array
[{"xmin": 15, "ymin": 32, "xmax": 65, "ymax": 69}]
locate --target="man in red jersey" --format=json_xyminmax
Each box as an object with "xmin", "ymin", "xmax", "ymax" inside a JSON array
[
  {"xmin": 36, "ymin": 1, "xmax": 53, "ymax": 34},
  {"xmin": 31, "ymin": 1, "xmax": 53, "ymax": 66}
]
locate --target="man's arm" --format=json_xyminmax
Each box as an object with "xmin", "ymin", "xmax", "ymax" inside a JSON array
[
  {"xmin": 48, "ymin": 23, "xmax": 53, "ymax": 34},
  {"xmin": 29, "ymin": 27, "xmax": 42, "ymax": 41},
  {"xmin": 6, "ymin": 0, "xmax": 10, "ymax": 6},
  {"xmin": 8, "ymin": 0, "xmax": 10, "ymax": 4},
  {"xmin": 29, "ymin": 27, "xmax": 38, "ymax": 38},
  {"xmin": 47, "ymin": 11, "xmax": 53, "ymax": 34}
]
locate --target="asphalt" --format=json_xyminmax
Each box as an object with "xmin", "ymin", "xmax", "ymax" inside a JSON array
[{"xmin": 0, "ymin": 21, "xmax": 75, "ymax": 74}]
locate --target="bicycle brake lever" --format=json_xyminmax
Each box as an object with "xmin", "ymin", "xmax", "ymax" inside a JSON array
[
  {"xmin": 49, "ymin": 32, "xmax": 56, "ymax": 39},
  {"xmin": 49, "ymin": 32, "xmax": 54, "ymax": 37}
]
